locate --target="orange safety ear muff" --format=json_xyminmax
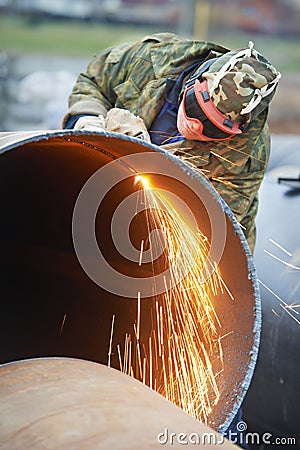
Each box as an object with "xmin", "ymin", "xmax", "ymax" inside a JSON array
[{"xmin": 179, "ymin": 58, "xmax": 245, "ymax": 141}]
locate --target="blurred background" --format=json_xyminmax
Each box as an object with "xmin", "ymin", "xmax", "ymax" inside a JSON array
[{"xmin": 0, "ymin": 0, "xmax": 299, "ymax": 133}]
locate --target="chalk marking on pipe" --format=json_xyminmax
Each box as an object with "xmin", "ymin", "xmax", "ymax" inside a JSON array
[{"xmin": 62, "ymin": 136, "xmax": 138, "ymax": 174}]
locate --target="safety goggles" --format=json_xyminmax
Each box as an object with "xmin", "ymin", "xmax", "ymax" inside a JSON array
[{"xmin": 182, "ymin": 79, "xmax": 243, "ymax": 141}]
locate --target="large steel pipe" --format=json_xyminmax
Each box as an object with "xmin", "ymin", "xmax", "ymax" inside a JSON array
[
  {"xmin": 0, "ymin": 357, "xmax": 238, "ymax": 449},
  {"xmin": 0, "ymin": 130, "xmax": 260, "ymax": 433},
  {"xmin": 243, "ymin": 158, "xmax": 300, "ymax": 441}
]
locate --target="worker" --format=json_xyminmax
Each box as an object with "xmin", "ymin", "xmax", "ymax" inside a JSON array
[
  {"xmin": 62, "ymin": 32, "xmax": 280, "ymax": 448},
  {"xmin": 62, "ymin": 32, "xmax": 280, "ymax": 253}
]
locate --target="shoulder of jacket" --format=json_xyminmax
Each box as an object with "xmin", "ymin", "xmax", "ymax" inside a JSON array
[
  {"xmin": 140, "ymin": 33, "xmax": 228, "ymax": 53},
  {"xmin": 141, "ymin": 32, "xmax": 185, "ymax": 44},
  {"xmin": 101, "ymin": 34, "xmax": 180, "ymax": 64}
]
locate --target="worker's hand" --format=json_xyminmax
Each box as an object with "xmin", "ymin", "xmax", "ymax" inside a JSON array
[
  {"xmin": 105, "ymin": 108, "xmax": 151, "ymax": 142},
  {"xmin": 73, "ymin": 115, "xmax": 106, "ymax": 132}
]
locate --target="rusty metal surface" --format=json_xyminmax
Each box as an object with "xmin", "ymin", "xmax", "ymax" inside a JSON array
[
  {"xmin": 0, "ymin": 357, "xmax": 238, "ymax": 449},
  {"xmin": 0, "ymin": 130, "xmax": 261, "ymax": 433}
]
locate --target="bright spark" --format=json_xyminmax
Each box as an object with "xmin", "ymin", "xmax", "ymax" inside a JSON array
[
  {"xmin": 279, "ymin": 304, "xmax": 300, "ymax": 325},
  {"xmin": 59, "ymin": 313, "xmax": 67, "ymax": 336},
  {"xmin": 210, "ymin": 151, "xmax": 235, "ymax": 167},
  {"xmin": 259, "ymin": 279, "xmax": 300, "ymax": 324},
  {"xmin": 272, "ymin": 309, "xmax": 281, "ymax": 318},
  {"xmin": 211, "ymin": 177, "xmax": 239, "ymax": 188},
  {"xmin": 139, "ymin": 240, "xmax": 144, "ymax": 266},
  {"xmin": 269, "ymin": 238, "xmax": 293, "ymax": 257},
  {"xmin": 108, "ymin": 314, "xmax": 115, "ymax": 367},
  {"xmin": 137, "ymin": 291, "xmax": 141, "ymax": 341},
  {"xmin": 107, "ymin": 174, "xmax": 232, "ymax": 424},
  {"xmin": 259, "ymin": 279, "xmax": 290, "ymax": 308},
  {"xmin": 135, "ymin": 174, "xmax": 150, "ymax": 190},
  {"xmin": 225, "ymin": 144, "xmax": 269, "ymax": 167},
  {"xmin": 264, "ymin": 249, "xmax": 300, "ymax": 271}
]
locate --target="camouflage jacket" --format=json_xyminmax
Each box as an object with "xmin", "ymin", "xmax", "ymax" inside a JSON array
[{"xmin": 63, "ymin": 32, "xmax": 271, "ymax": 252}]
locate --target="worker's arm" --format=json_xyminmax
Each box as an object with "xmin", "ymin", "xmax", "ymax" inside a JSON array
[{"xmin": 62, "ymin": 33, "xmax": 225, "ymax": 130}]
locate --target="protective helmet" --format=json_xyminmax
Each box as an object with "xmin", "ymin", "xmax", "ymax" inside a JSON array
[{"xmin": 178, "ymin": 42, "xmax": 281, "ymax": 141}]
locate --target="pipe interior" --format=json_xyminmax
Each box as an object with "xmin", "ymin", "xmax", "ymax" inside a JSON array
[{"xmin": 0, "ymin": 132, "xmax": 259, "ymax": 431}]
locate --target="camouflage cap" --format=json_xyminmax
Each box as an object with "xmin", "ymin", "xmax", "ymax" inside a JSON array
[{"xmin": 202, "ymin": 42, "xmax": 281, "ymax": 123}]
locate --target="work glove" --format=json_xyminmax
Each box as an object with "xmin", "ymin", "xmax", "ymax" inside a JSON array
[
  {"xmin": 73, "ymin": 115, "xmax": 106, "ymax": 132},
  {"xmin": 105, "ymin": 108, "xmax": 150, "ymax": 142}
]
